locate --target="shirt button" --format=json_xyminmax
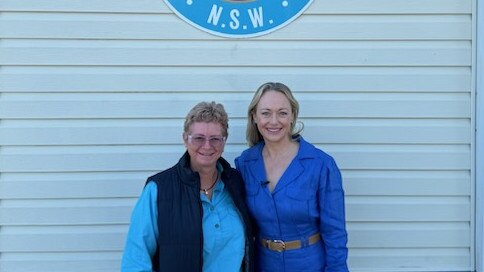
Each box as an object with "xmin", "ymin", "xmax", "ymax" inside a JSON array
[
  {"xmin": 215, "ymin": 224, "xmax": 220, "ymax": 228},
  {"xmin": 210, "ymin": 207, "xmax": 215, "ymax": 211}
]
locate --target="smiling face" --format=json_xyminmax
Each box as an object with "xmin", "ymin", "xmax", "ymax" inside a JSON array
[
  {"xmin": 253, "ymin": 90, "xmax": 294, "ymax": 144},
  {"xmin": 184, "ymin": 121, "xmax": 225, "ymax": 171}
]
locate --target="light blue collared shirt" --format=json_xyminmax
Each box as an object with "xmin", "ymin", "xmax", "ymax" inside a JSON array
[{"xmin": 121, "ymin": 177, "xmax": 245, "ymax": 272}]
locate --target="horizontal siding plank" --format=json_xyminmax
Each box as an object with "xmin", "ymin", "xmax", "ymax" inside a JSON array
[
  {"xmin": 303, "ymin": 119, "xmax": 470, "ymax": 144},
  {"xmin": 346, "ymin": 196, "xmax": 470, "ymax": 221},
  {"xmin": 0, "ymin": 123, "xmax": 183, "ymax": 146},
  {"xmin": 349, "ymin": 248, "xmax": 470, "ymax": 271},
  {"xmin": 0, "ymin": 251, "xmax": 122, "ymax": 272},
  {"xmin": 0, "ymin": 0, "xmax": 471, "ymax": 14},
  {"xmin": 329, "ymin": 145, "xmax": 470, "ymax": 171},
  {"xmin": 0, "ymin": 197, "xmax": 470, "ymax": 224},
  {"xmin": 0, "ymin": 14, "xmax": 471, "ymax": 40},
  {"xmin": 0, "ymin": 251, "xmax": 122, "ymax": 259},
  {"xmin": 0, "ymin": 170, "xmax": 470, "ymax": 199},
  {"xmin": 0, "ymin": 66, "xmax": 471, "ymax": 93},
  {"xmin": 311, "ymin": 0, "xmax": 471, "ymax": 15},
  {"xmin": 0, "ymin": 207, "xmax": 135, "ymax": 226},
  {"xmin": 0, "ymin": 225, "xmax": 466, "ymax": 255},
  {"xmin": 0, "ymin": 149, "xmax": 185, "ymax": 173},
  {"xmin": 0, "ymin": 173, "xmax": 147, "ymax": 199},
  {"xmin": 0, "ymin": 41, "xmax": 471, "ymax": 66},
  {"xmin": 349, "ymin": 226, "xmax": 470, "ymax": 248},
  {"xmin": 0, "ymin": 119, "xmax": 471, "ymax": 145},
  {"xmin": 271, "ymin": 15, "xmax": 471, "ymax": 40},
  {"xmin": 0, "ymin": 179, "xmax": 140, "ymax": 200},
  {"xmin": 0, "ymin": 0, "xmax": 171, "ymax": 13},
  {"xmin": 0, "ymin": 93, "xmax": 471, "ymax": 119},
  {"xmin": 0, "ymin": 232, "xmax": 125, "ymax": 251},
  {"xmin": 0, "ymin": 260, "xmax": 120, "ymax": 272},
  {"xmin": 0, "ymin": 100, "xmax": 203, "ymax": 119},
  {"xmin": 0, "ymin": 246, "xmax": 471, "ymax": 272},
  {"xmin": 343, "ymin": 170, "xmax": 470, "ymax": 196},
  {"xmin": 0, "ymin": 145, "xmax": 471, "ymax": 172},
  {"xmin": 0, "ymin": 251, "xmax": 121, "ymax": 272},
  {"xmin": 0, "ymin": 225, "xmax": 469, "ymax": 252}
]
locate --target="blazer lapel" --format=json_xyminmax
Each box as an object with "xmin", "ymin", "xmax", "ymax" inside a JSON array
[
  {"xmin": 246, "ymin": 144, "xmax": 268, "ymax": 187},
  {"xmin": 272, "ymin": 156, "xmax": 304, "ymax": 194},
  {"xmin": 248, "ymin": 155, "xmax": 267, "ymax": 186}
]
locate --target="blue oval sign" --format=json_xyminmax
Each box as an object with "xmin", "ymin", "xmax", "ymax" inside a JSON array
[{"xmin": 164, "ymin": 0, "xmax": 314, "ymax": 38}]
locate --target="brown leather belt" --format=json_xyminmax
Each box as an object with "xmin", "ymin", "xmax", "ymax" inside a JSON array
[{"xmin": 260, "ymin": 233, "xmax": 321, "ymax": 252}]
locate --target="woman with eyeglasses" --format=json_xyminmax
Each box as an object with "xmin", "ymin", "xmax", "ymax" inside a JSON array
[
  {"xmin": 235, "ymin": 82, "xmax": 348, "ymax": 271},
  {"xmin": 121, "ymin": 101, "xmax": 254, "ymax": 272}
]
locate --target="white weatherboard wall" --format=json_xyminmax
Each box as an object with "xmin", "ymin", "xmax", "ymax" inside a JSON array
[
  {"xmin": 475, "ymin": 0, "xmax": 484, "ymax": 269},
  {"xmin": 0, "ymin": 0, "xmax": 476, "ymax": 271}
]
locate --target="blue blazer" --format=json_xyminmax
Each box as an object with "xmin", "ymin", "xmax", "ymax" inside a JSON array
[{"xmin": 235, "ymin": 137, "xmax": 348, "ymax": 272}]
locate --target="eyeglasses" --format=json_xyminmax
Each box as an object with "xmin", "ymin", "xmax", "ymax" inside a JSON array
[{"xmin": 188, "ymin": 134, "xmax": 226, "ymax": 148}]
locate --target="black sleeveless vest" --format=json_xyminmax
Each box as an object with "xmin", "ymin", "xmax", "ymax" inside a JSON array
[{"xmin": 147, "ymin": 152, "xmax": 255, "ymax": 272}]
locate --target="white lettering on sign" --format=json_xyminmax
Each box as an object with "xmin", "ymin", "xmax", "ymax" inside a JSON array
[
  {"xmin": 230, "ymin": 9, "xmax": 240, "ymax": 29},
  {"xmin": 248, "ymin": 7, "xmax": 264, "ymax": 28},
  {"xmin": 165, "ymin": 0, "xmax": 314, "ymax": 38},
  {"xmin": 207, "ymin": 5, "xmax": 223, "ymax": 25}
]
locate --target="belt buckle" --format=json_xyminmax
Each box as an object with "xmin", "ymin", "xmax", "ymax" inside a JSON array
[{"xmin": 268, "ymin": 239, "xmax": 286, "ymax": 252}]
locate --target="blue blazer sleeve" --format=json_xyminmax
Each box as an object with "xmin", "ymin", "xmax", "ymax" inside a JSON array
[{"xmin": 318, "ymin": 158, "xmax": 349, "ymax": 272}]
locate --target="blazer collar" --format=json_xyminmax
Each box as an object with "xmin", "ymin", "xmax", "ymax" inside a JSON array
[{"xmin": 245, "ymin": 137, "xmax": 313, "ymax": 194}]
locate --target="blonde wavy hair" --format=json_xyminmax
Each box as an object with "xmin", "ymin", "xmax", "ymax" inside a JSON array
[{"xmin": 246, "ymin": 82, "xmax": 303, "ymax": 146}]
